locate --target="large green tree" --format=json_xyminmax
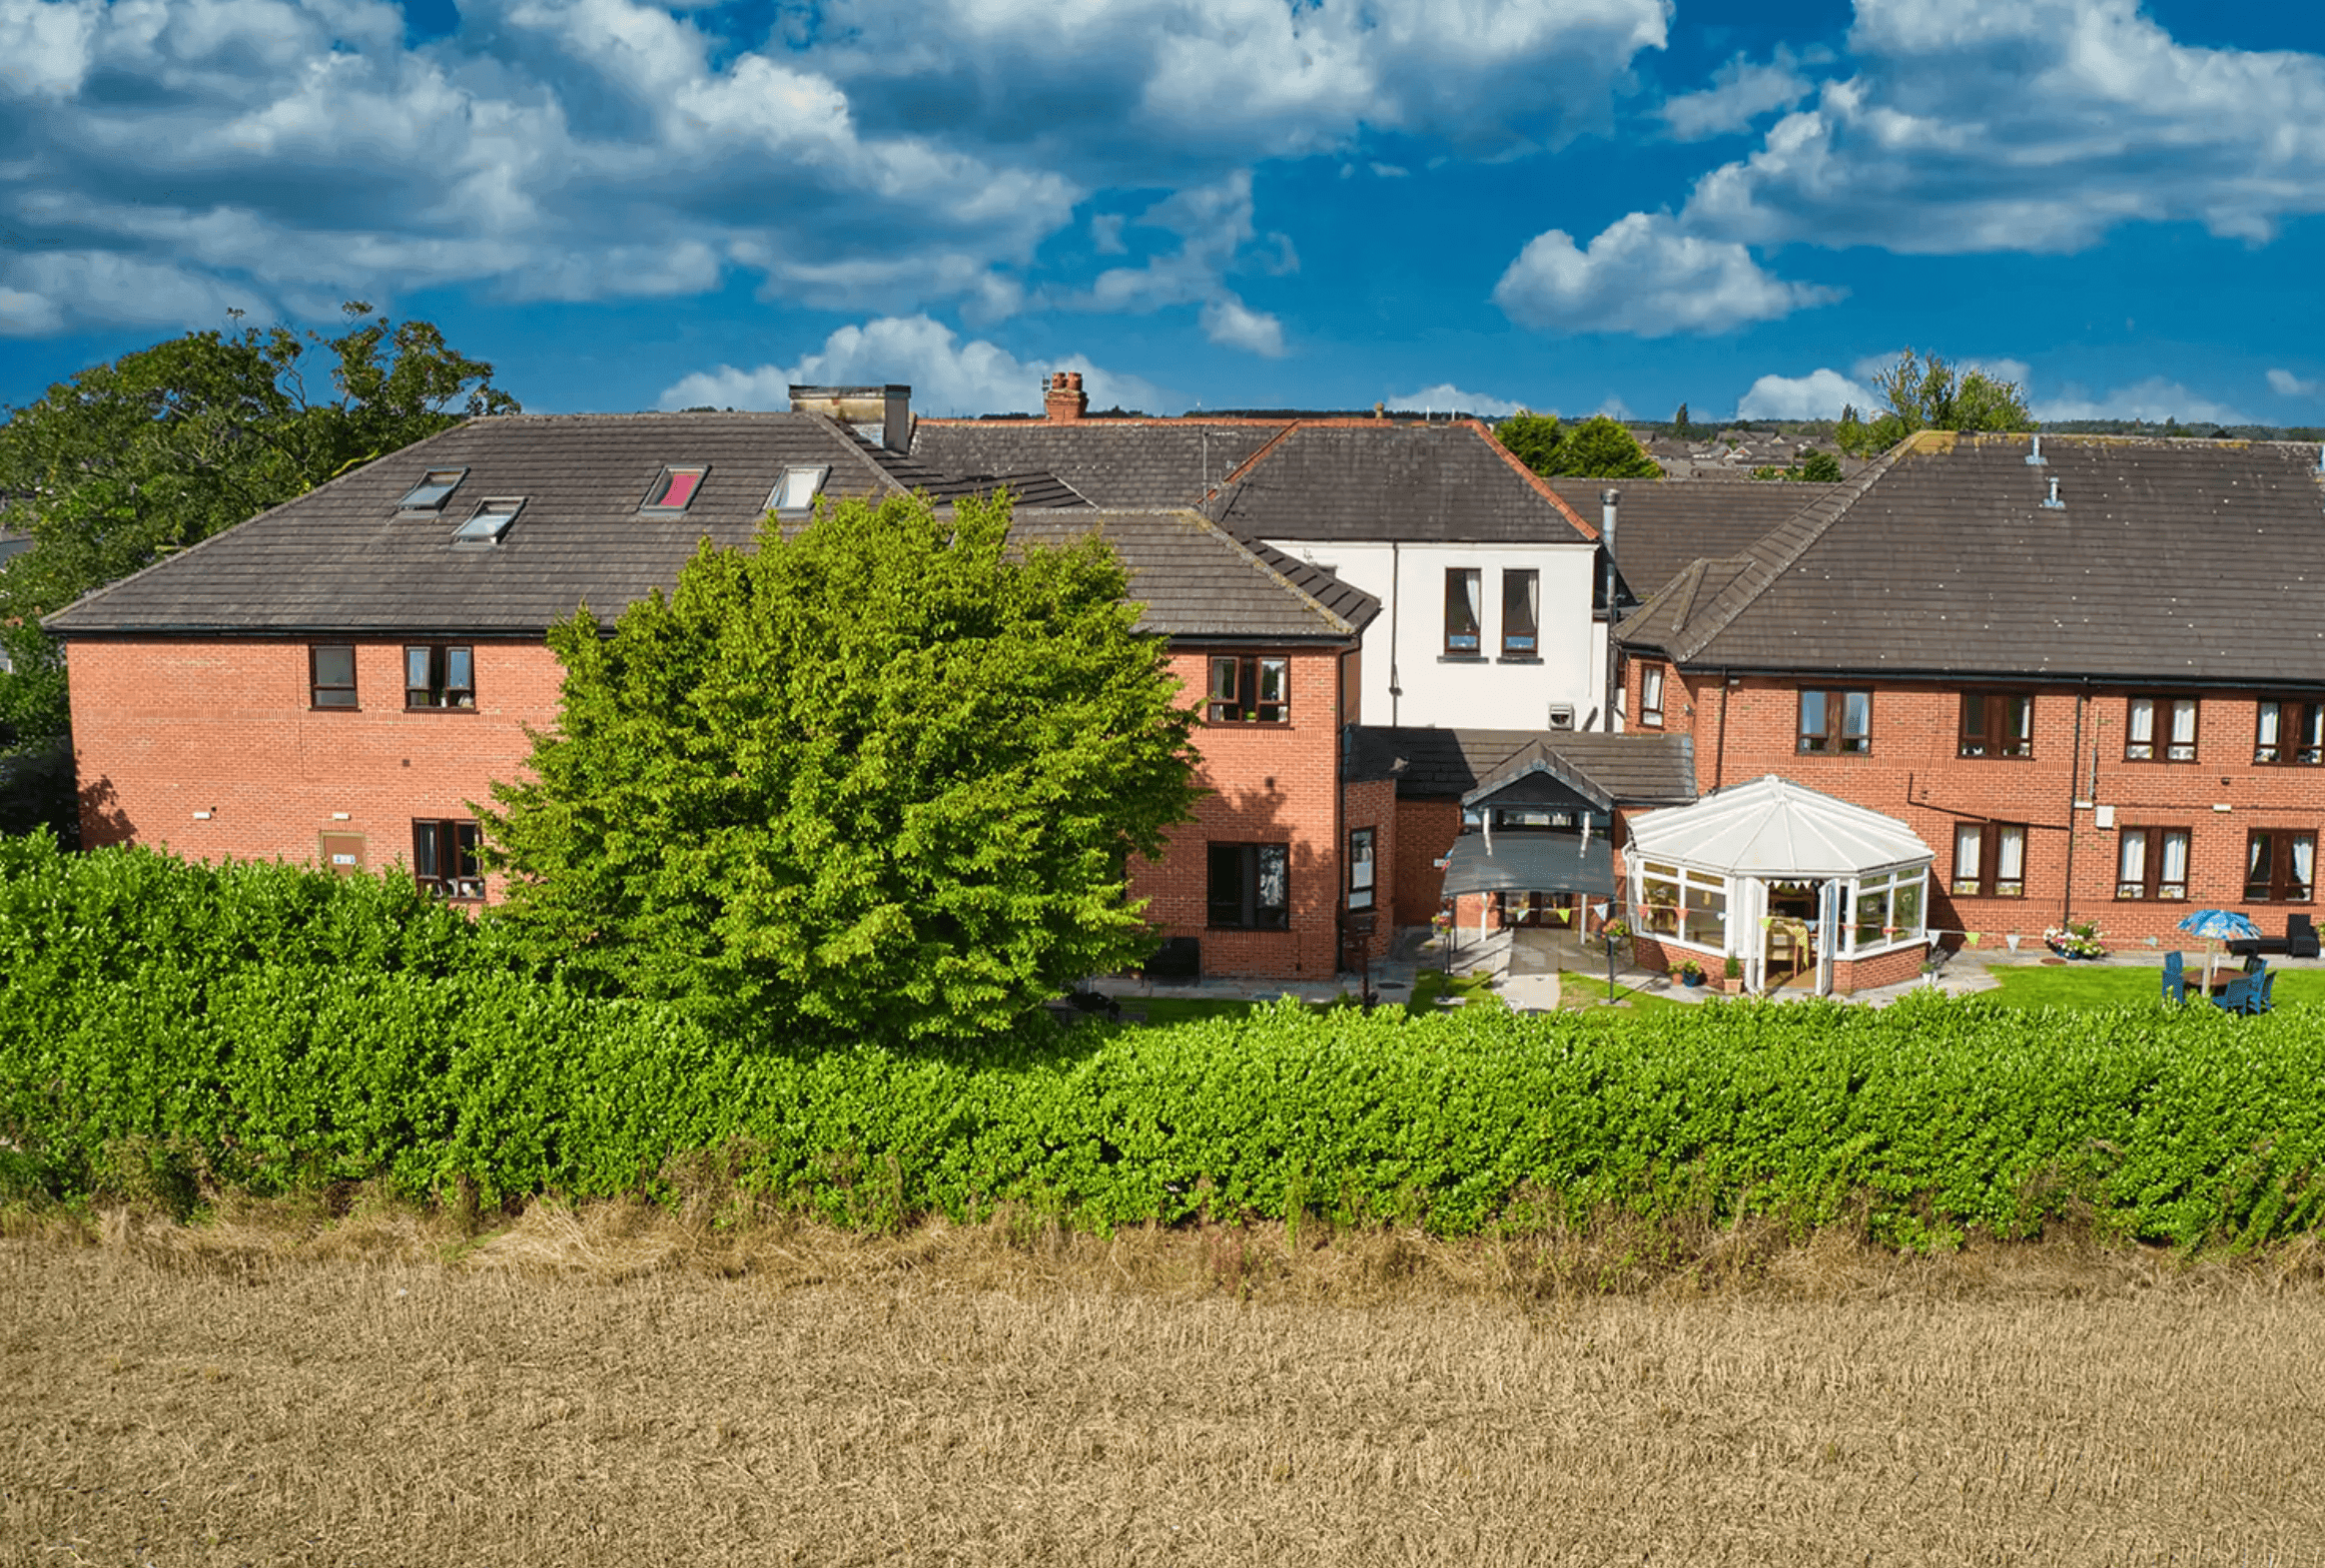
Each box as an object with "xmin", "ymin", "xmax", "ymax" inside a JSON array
[
  {"xmin": 0, "ymin": 305, "xmax": 517, "ymax": 745},
  {"xmin": 1495, "ymin": 412, "xmax": 1663, "ymax": 479},
  {"xmin": 481, "ymin": 490, "xmax": 1203, "ymax": 1045},
  {"xmin": 1838, "ymin": 350, "xmax": 2035, "ymax": 455}
]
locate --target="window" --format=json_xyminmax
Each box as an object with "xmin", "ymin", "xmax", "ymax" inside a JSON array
[
  {"xmin": 1635, "ymin": 860, "xmax": 1727, "ymax": 949},
  {"xmin": 1639, "ymin": 664, "xmax": 1666, "ymax": 728},
  {"xmin": 2115, "ymin": 827, "xmax": 2189, "ymax": 901},
  {"xmin": 1799, "ymin": 689, "xmax": 1871, "ymax": 754},
  {"xmin": 451, "ymin": 496, "xmax": 522, "ymax": 543},
  {"xmin": 1208, "ymin": 843, "xmax": 1288, "ymax": 929},
  {"xmin": 1952, "ymin": 822, "xmax": 2027, "ymax": 897},
  {"xmin": 1959, "ymin": 692, "xmax": 2034, "ymax": 758},
  {"xmin": 1444, "ymin": 567, "xmax": 1481, "ymax": 656},
  {"xmin": 641, "ymin": 465, "xmax": 707, "ymax": 511},
  {"xmin": 2255, "ymin": 701, "xmax": 2325, "ymax": 765},
  {"xmin": 405, "ymin": 644, "xmax": 475, "ymax": 709},
  {"xmin": 768, "ymin": 465, "xmax": 831, "ymax": 512},
  {"xmin": 310, "ymin": 644, "xmax": 358, "ymax": 709},
  {"xmin": 412, "ymin": 820, "xmax": 483, "ymax": 900},
  {"xmin": 397, "ymin": 468, "xmax": 466, "ymax": 511},
  {"xmin": 2125, "ymin": 696, "xmax": 2197, "ymax": 762},
  {"xmin": 1500, "ymin": 569, "xmax": 1539, "ymax": 658},
  {"xmin": 1347, "ymin": 828, "xmax": 1375, "ymax": 911},
  {"xmin": 2245, "ymin": 829, "xmax": 2315, "ymax": 903},
  {"xmin": 1852, "ymin": 869, "xmax": 1926, "ymax": 953},
  {"xmin": 1206, "ymin": 656, "xmax": 1289, "ymax": 724}
]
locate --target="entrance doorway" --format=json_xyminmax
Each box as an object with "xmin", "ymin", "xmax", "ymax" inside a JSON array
[{"xmin": 1764, "ymin": 881, "xmax": 1823, "ymax": 989}]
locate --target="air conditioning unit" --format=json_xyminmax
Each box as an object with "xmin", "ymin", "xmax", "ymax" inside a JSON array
[{"xmin": 1547, "ymin": 704, "xmax": 1576, "ymax": 731}]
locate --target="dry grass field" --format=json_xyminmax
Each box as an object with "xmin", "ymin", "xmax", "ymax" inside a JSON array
[{"xmin": 6, "ymin": 1200, "xmax": 2325, "ymax": 1566}]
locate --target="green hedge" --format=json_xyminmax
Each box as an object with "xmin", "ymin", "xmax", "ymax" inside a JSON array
[{"xmin": 6, "ymin": 836, "xmax": 2325, "ymax": 1249}]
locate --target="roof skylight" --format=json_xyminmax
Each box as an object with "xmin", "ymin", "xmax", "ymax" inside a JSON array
[
  {"xmin": 769, "ymin": 464, "xmax": 831, "ymax": 512},
  {"xmin": 452, "ymin": 497, "xmax": 524, "ymax": 544},
  {"xmin": 398, "ymin": 468, "xmax": 467, "ymax": 511},
  {"xmin": 641, "ymin": 465, "xmax": 708, "ymax": 511}
]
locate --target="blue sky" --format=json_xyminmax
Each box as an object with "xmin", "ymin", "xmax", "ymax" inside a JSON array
[{"xmin": 3, "ymin": 0, "xmax": 2324, "ymax": 423}]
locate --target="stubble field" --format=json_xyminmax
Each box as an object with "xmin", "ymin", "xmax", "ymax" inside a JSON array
[{"xmin": 6, "ymin": 1203, "xmax": 2325, "ymax": 1566}]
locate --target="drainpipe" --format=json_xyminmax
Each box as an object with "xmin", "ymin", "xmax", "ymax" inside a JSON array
[
  {"xmin": 2061, "ymin": 687, "xmax": 2086, "ymax": 927},
  {"xmin": 1714, "ymin": 670, "xmax": 1732, "ymax": 791},
  {"xmin": 1388, "ymin": 541, "xmax": 1402, "ymax": 727},
  {"xmin": 1601, "ymin": 490, "xmax": 1621, "ymax": 731}
]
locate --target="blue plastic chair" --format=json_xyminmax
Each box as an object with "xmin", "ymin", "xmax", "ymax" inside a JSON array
[
  {"xmin": 2248, "ymin": 971, "xmax": 2278, "ymax": 1016},
  {"xmin": 2219, "ymin": 970, "xmax": 2263, "ymax": 1014},
  {"xmin": 2161, "ymin": 951, "xmax": 2187, "ymax": 1006}
]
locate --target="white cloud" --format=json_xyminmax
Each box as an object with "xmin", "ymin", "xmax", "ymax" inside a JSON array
[
  {"xmin": 1386, "ymin": 384, "xmax": 1524, "ymax": 417},
  {"xmin": 1370, "ymin": 163, "xmax": 1410, "ymax": 178},
  {"xmin": 1069, "ymin": 171, "xmax": 1288, "ymax": 356},
  {"xmin": 2268, "ymin": 368, "xmax": 2319, "ymax": 397},
  {"xmin": 1198, "ymin": 296, "xmax": 1285, "ymax": 358},
  {"xmin": 1678, "ymin": 0, "xmax": 2325, "ymax": 256},
  {"xmin": 655, "ymin": 314, "xmax": 1172, "ymax": 417},
  {"xmin": 2033, "ymin": 378, "xmax": 2252, "ymax": 425},
  {"xmin": 1736, "ymin": 368, "xmax": 1877, "ymax": 419},
  {"xmin": 1661, "ymin": 48, "xmax": 1817, "ymax": 141},
  {"xmin": 1493, "ymin": 212, "xmax": 1842, "ymax": 337}
]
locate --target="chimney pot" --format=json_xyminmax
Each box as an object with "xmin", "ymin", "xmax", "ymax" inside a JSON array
[{"xmin": 1045, "ymin": 368, "xmax": 1088, "ymax": 422}]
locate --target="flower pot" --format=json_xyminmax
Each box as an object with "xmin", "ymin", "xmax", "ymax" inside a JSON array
[{"xmin": 1683, "ymin": 974, "xmax": 1704, "ymax": 988}]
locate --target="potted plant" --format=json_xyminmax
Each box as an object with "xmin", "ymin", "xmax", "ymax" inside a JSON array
[
  {"xmin": 1668, "ymin": 963, "xmax": 1687, "ymax": 987},
  {"xmin": 1720, "ymin": 954, "xmax": 1745, "ymax": 994},
  {"xmin": 2042, "ymin": 920, "xmax": 2106, "ymax": 960},
  {"xmin": 1681, "ymin": 959, "xmax": 1705, "ymax": 988}
]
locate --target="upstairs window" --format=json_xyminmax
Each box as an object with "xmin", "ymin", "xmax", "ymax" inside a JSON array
[
  {"xmin": 2255, "ymin": 701, "xmax": 2325, "ymax": 765},
  {"xmin": 1799, "ymin": 689, "xmax": 1870, "ymax": 754},
  {"xmin": 451, "ymin": 497, "xmax": 522, "ymax": 543},
  {"xmin": 2125, "ymin": 696, "xmax": 2197, "ymax": 762},
  {"xmin": 310, "ymin": 644, "xmax": 358, "ymax": 709},
  {"xmin": 2116, "ymin": 826, "xmax": 2189, "ymax": 901},
  {"xmin": 2246, "ymin": 829, "xmax": 2316, "ymax": 903},
  {"xmin": 405, "ymin": 644, "xmax": 474, "ymax": 710},
  {"xmin": 1207, "ymin": 655, "xmax": 1288, "ymax": 724},
  {"xmin": 412, "ymin": 819, "xmax": 484, "ymax": 901},
  {"xmin": 397, "ymin": 468, "xmax": 466, "ymax": 511},
  {"xmin": 769, "ymin": 465, "xmax": 831, "ymax": 512},
  {"xmin": 1639, "ymin": 664, "xmax": 1666, "ymax": 728},
  {"xmin": 1500, "ymin": 569, "xmax": 1539, "ymax": 657},
  {"xmin": 1959, "ymin": 692, "xmax": 2033, "ymax": 758},
  {"xmin": 641, "ymin": 465, "xmax": 707, "ymax": 512},
  {"xmin": 1952, "ymin": 822, "xmax": 2026, "ymax": 898},
  {"xmin": 1444, "ymin": 568, "xmax": 1481, "ymax": 656}
]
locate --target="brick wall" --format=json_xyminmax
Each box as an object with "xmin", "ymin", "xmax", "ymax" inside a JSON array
[
  {"xmin": 67, "ymin": 636, "xmax": 559, "ymax": 899},
  {"xmin": 1342, "ymin": 775, "xmax": 1397, "ymax": 964},
  {"xmin": 1391, "ymin": 799, "xmax": 1459, "ymax": 927},
  {"xmin": 1643, "ymin": 670, "xmax": 2325, "ymax": 947}
]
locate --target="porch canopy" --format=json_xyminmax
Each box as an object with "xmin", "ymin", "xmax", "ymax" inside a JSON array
[
  {"xmin": 1625, "ymin": 774, "xmax": 1932, "ymax": 879},
  {"xmin": 1440, "ymin": 831, "xmax": 1616, "ymax": 898}
]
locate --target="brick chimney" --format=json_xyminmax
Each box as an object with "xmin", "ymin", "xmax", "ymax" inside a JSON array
[{"xmin": 1045, "ymin": 371, "xmax": 1087, "ymax": 422}]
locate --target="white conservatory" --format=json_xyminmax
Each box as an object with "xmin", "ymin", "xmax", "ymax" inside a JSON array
[{"xmin": 1622, "ymin": 775, "xmax": 1937, "ymax": 995}]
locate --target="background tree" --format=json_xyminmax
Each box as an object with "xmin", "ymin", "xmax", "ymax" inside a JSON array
[
  {"xmin": 481, "ymin": 490, "xmax": 1203, "ymax": 1046},
  {"xmin": 1671, "ymin": 401, "xmax": 1694, "ymax": 438},
  {"xmin": 1495, "ymin": 412, "xmax": 1663, "ymax": 479},
  {"xmin": 0, "ymin": 305, "xmax": 517, "ymax": 749},
  {"xmin": 1846, "ymin": 350, "xmax": 2034, "ymax": 454}
]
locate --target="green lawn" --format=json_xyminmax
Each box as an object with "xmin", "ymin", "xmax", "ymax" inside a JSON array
[
  {"xmin": 1556, "ymin": 975, "xmax": 1686, "ymax": 1013},
  {"xmin": 1979, "ymin": 960, "xmax": 2325, "ymax": 1009}
]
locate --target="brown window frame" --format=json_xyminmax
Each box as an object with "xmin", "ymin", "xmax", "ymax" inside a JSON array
[
  {"xmin": 1206, "ymin": 655, "xmax": 1289, "ymax": 725},
  {"xmin": 1951, "ymin": 821, "xmax": 2027, "ymax": 898},
  {"xmin": 1639, "ymin": 663, "xmax": 1666, "ymax": 728},
  {"xmin": 1958, "ymin": 691, "xmax": 2034, "ymax": 759},
  {"xmin": 404, "ymin": 644, "xmax": 476, "ymax": 711},
  {"xmin": 1798, "ymin": 688, "xmax": 1871, "ymax": 754},
  {"xmin": 412, "ymin": 819, "xmax": 484, "ymax": 900},
  {"xmin": 1208, "ymin": 842, "xmax": 1289, "ymax": 930},
  {"xmin": 2244, "ymin": 828, "xmax": 2316, "ymax": 903},
  {"xmin": 1443, "ymin": 567, "xmax": 1482, "ymax": 657},
  {"xmin": 310, "ymin": 644, "xmax": 359, "ymax": 709},
  {"xmin": 2254, "ymin": 700, "xmax": 2325, "ymax": 766},
  {"xmin": 2124, "ymin": 695, "xmax": 2198, "ymax": 762},
  {"xmin": 1499, "ymin": 569, "xmax": 1539, "ymax": 658},
  {"xmin": 2115, "ymin": 826, "xmax": 2190, "ymax": 902},
  {"xmin": 1346, "ymin": 827, "xmax": 1375, "ymax": 911}
]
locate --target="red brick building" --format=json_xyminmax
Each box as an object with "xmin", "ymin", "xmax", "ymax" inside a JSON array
[
  {"xmin": 46, "ymin": 408, "xmax": 1384, "ymax": 981},
  {"xmin": 1613, "ymin": 430, "xmax": 2325, "ymax": 966}
]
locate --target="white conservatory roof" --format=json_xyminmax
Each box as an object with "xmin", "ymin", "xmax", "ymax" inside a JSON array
[{"xmin": 1625, "ymin": 774, "xmax": 1934, "ymax": 879}]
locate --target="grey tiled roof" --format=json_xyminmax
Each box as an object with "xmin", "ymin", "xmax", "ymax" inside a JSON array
[
  {"xmin": 1211, "ymin": 421, "xmax": 1596, "ymax": 544},
  {"xmin": 1618, "ymin": 433, "xmax": 2325, "ymax": 685},
  {"xmin": 912, "ymin": 420, "xmax": 1287, "ymax": 507},
  {"xmin": 850, "ymin": 433, "xmax": 1093, "ymax": 509},
  {"xmin": 43, "ymin": 412, "xmax": 1371, "ymax": 644},
  {"xmin": 1347, "ymin": 726, "xmax": 1697, "ymax": 805},
  {"xmin": 1547, "ymin": 478, "xmax": 1847, "ymax": 600}
]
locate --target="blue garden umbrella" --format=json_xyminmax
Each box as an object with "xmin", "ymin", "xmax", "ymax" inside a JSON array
[{"xmin": 2178, "ymin": 909, "xmax": 2260, "ymax": 988}]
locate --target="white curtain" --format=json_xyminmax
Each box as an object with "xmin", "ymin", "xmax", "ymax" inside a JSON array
[
  {"xmin": 2296, "ymin": 836, "xmax": 2315, "ymax": 895},
  {"xmin": 1996, "ymin": 827, "xmax": 2025, "ymax": 882},
  {"xmin": 2161, "ymin": 830, "xmax": 2189, "ymax": 889}
]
